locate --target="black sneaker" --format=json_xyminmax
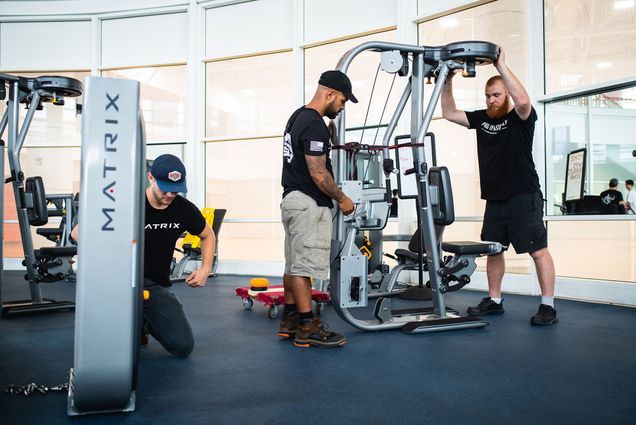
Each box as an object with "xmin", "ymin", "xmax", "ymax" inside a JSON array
[
  {"xmin": 530, "ymin": 304, "xmax": 558, "ymax": 326},
  {"xmin": 467, "ymin": 297, "xmax": 505, "ymax": 316},
  {"xmin": 278, "ymin": 313, "xmax": 298, "ymax": 338},
  {"xmin": 293, "ymin": 318, "xmax": 346, "ymax": 348}
]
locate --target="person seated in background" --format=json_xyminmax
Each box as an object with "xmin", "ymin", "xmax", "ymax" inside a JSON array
[
  {"xmin": 599, "ymin": 178, "xmax": 625, "ymax": 214},
  {"xmin": 624, "ymin": 179, "xmax": 635, "ymax": 215}
]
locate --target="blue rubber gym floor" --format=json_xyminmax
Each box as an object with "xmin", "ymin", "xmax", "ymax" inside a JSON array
[{"xmin": 1, "ymin": 271, "xmax": 635, "ymax": 425}]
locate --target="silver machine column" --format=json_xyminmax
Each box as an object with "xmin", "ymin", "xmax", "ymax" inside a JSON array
[
  {"xmin": 68, "ymin": 76, "xmax": 146, "ymax": 416},
  {"xmin": 0, "ymin": 77, "xmax": 17, "ymax": 308},
  {"xmin": 0, "ymin": 76, "xmax": 16, "ymax": 309}
]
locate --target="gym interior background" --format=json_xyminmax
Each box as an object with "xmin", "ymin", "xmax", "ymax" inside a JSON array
[
  {"xmin": 0, "ymin": 0, "xmax": 635, "ymax": 423},
  {"xmin": 2, "ymin": 0, "xmax": 635, "ymax": 304}
]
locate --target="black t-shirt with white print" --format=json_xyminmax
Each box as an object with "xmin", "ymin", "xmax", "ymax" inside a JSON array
[
  {"xmin": 281, "ymin": 106, "xmax": 334, "ymax": 208},
  {"xmin": 466, "ymin": 107, "xmax": 540, "ymax": 201},
  {"xmin": 144, "ymin": 195, "xmax": 206, "ymax": 286},
  {"xmin": 600, "ymin": 189, "xmax": 624, "ymax": 214}
]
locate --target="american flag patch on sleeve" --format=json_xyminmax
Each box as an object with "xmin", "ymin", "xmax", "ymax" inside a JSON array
[{"xmin": 309, "ymin": 140, "xmax": 324, "ymax": 152}]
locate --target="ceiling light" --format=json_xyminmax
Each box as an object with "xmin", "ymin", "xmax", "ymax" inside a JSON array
[
  {"xmin": 613, "ymin": 0, "xmax": 634, "ymax": 9},
  {"xmin": 596, "ymin": 62, "xmax": 612, "ymax": 69},
  {"xmin": 440, "ymin": 18, "xmax": 458, "ymax": 28}
]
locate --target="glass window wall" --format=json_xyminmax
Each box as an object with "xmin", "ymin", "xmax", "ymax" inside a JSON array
[
  {"xmin": 102, "ymin": 65, "xmax": 186, "ymax": 143},
  {"xmin": 304, "ymin": 30, "xmax": 402, "ymax": 132},
  {"xmin": 418, "ymin": 0, "xmax": 530, "ymax": 275},
  {"xmin": 204, "ymin": 52, "xmax": 294, "ymax": 264},
  {"xmin": 205, "ymin": 52, "xmax": 294, "ymax": 141},
  {"xmin": 545, "ymin": 0, "xmax": 636, "ymax": 94},
  {"xmin": 545, "ymin": 86, "xmax": 636, "ymax": 215}
]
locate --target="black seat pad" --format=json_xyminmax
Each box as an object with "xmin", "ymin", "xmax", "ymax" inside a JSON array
[
  {"xmin": 38, "ymin": 246, "xmax": 77, "ymax": 257},
  {"xmin": 441, "ymin": 241, "xmax": 500, "ymax": 255},
  {"xmin": 394, "ymin": 249, "xmax": 422, "ymax": 262},
  {"xmin": 36, "ymin": 228, "xmax": 62, "ymax": 237}
]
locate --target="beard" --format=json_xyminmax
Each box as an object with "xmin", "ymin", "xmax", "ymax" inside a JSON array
[
  {"xmin": 325, "ymin": 102, "xmax": 340, "ymax": 119},
  {"xmin": 486, "ymin": 96, "xmax": 512, "ymax": 119}
]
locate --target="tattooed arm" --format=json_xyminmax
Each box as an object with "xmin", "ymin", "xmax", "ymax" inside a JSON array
[{"xmin": 305, "ymin": 154, "xmax": 354, "ymax": 215}]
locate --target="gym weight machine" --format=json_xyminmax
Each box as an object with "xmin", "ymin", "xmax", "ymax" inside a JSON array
[
  {"xmin": 0, "ymin": 73, "xmax": 82, "ymax": 316},
  {"xmin": 330, "ymin": 40, "xmax": 503, "ymax": 333}
]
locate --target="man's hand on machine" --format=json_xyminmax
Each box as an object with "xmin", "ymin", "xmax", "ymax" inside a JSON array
[
  {"xmin": 185, "ymin": 267, "xmax": 209, "ymax": 287},
  {"xmin": 494, "ymin": 45, "xmax": 505, "ymax": 68},
  {"xmin": 338, "ymin": 195, "xmax": 355, "ymax": 216}
]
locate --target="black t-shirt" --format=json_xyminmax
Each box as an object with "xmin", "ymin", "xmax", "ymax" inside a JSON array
[
  {"xmin": 600, "ymin": 189, "xmax": 624, "ymax": 214},
  {"xmin": 466, "ymin": 107, "xmax": 540, "ymax": 201},
  {"xmin": 144, "ymin": 195, "xmax": 206, "ymax": 286},
  {"xmin": 281, "ymin": 106, "xmax": 334, "ymax": 208}
]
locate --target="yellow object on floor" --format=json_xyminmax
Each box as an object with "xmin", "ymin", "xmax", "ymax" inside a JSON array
[{"xmin": 250, "ymin": 277, "xmax": 269, "ymax": 291}]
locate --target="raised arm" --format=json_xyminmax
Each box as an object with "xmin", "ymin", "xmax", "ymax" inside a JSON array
[
  {"xmin": 494, "ymin": 47, "xmax": 532, "ymax": 120},
  {"xmin": 441, "ymin": 73, "xmax": 470, "ymax": 128},
  {"xmin": 305, "ymin": 154, "xmax": 354, "ymax": 215}
]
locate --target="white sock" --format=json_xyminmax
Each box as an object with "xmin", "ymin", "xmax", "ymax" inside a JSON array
[
  {"xmin": 541, "ymin": 296, "xmax": 554, "ymax": 307},
  {"xmin": 490, "ymin": 297, "xmax": 502, "ymax": 304}
]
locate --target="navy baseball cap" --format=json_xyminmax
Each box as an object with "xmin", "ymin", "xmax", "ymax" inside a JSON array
[
  {"xmin": 319, "ymin": 70, "xmax": 358, "ymax": 103},
  {"xmin": 150, "ymin": 154, "xmax": 187, "ymax": 193},
  {"xmin": 609, "ymin": 178, "xmax": 619, "ymax": 187}
]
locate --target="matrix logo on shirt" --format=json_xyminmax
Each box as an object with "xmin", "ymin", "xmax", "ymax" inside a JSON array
[
  {"xmin": 480, "ymin": 119, "xmax": 508, "ymax": 135},
  {"xmin": 145, "ymin": 223, "xmax": 181, "ymax": 229},
  {"xmin": 283, "ymin": 132, "xmax": 293, "ymax": 164}
]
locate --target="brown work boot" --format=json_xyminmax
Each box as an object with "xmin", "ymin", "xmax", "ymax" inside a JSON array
[
  {"xmin": 278, "ymin": 312, "xmax": 298, "ymax": 338},
  {"xmin": 293, "ymin": 317, "xmax": 346, "ymax": 348}
]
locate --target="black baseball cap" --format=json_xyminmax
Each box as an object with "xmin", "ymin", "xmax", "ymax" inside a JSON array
[
  {"xmin": 150, "ymin": 154, "xmax": 187, "ymax": 193},
  {"xmin": 609, "ymin": 178, "xmax": 619, "ymax": 187},
  {"xmin": 318, "ymin": 70, "xmax": 358, "ymax": 103}
]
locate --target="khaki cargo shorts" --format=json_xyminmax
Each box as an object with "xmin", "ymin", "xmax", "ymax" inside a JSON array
[{"xmin": 281, "ymin": 190, "xmax": 332, "ymax": 281}]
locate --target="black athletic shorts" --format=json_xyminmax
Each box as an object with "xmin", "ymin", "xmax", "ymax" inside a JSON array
[{"xmin": 481, "ymin": 191, "xmax": 547, "ymax": 254}]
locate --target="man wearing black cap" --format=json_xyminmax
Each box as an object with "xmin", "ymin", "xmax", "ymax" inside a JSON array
[
  {"xmin": 279, "ymin": 70, "xmax": 356, "ymax": 348},
  {"xmin": 142, "ymin": 153, "xmax": 215, "ymax": 356},
  {"xmin": 72, "ymin": 154, "xmax": 214, "ymax": 357},
  {"xmin": 600, "ymin": 178, "xmax": 625, "ymax": 214}
]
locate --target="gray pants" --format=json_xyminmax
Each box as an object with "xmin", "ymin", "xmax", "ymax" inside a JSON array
[{"xmin": 143, "ymin": 279, "xmax": 194, "ymax": 357}]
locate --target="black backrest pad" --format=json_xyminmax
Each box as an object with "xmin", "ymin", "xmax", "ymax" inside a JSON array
[
  {"xmin": 407, "ymin": 167, "xmax": 456, "ymax": 253},
  {"xmin": 25, "ymin": 176, "xmax": 48, "ymax": 226},
  {"xmin": 212, "ymin": 209, "xmax": 226, "ymax": 237},
  {"xmin": 429, "ymin": 166, "xmax": 455, "ymax": 226}
]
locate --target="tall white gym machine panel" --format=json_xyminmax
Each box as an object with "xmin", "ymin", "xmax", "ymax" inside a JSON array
[{"xmin": 67, "ymin": 76, "xmax": 145, "ymax": 415}]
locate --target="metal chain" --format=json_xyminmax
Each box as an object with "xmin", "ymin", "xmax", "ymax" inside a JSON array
[{"xmin": 4, "ymin": 381, "xmax": 68, "ymax": 396}]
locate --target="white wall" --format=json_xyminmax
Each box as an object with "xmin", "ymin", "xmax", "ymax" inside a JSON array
[
  {"xmin": 0, "ymin": 20, "xmax": 92, "ymax": 70},
  {"xmin": 303, "ymin": 0, "xmax": 398, "ymax": 44},
  {"xmin": 101, "ymin": 12, "xmax": 188, "ymax": 67},
  {"xmin": 205, "ymin": 0, "xmax": 293, "ymax": 59},
  {"xmin": 417, "ymin": 0, "xmax": 482, "ymax": 17}
]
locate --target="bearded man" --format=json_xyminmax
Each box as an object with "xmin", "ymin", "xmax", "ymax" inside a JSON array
[
  {"xmin": 440, "ymin": 47, "xmax": 557, "ymax": 326},
  {"xmin": 279, "ymin": 70, "xmax": 356, "ymax": 348}
]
